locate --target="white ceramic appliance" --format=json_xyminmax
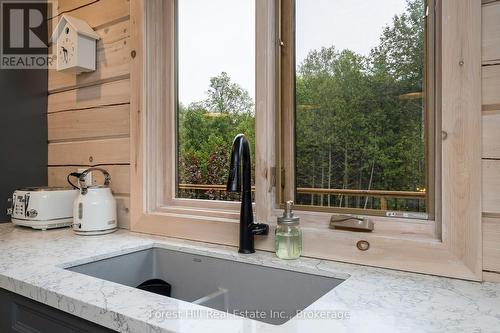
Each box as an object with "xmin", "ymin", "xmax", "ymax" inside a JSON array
[
  {"xmin": 8, "ymin": 187, "xmax": 78, "ymax": 230},
  {"xmin": 71, "ymin": 168, "xmax": 117, "ymax": 236}
]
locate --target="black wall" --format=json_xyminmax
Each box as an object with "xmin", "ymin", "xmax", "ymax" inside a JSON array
[
  {"xmin": 0, "ymin": 0, "xmax": 48, "ymax": 222},
  {"xmin": 0, "ymin": 68, "xmax": 48, "ymax": 221}
]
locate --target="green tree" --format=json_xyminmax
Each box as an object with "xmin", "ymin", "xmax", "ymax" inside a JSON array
[
  {"xmin": 178, "ymin": 72, "xmax": 255, "ymax": 200},
  {"xmin": 295, "ymin": 0, "xmax": 426, "ymax": 211},
  {"xmin": 178, "ymin": 0, "xmax": 427, "ymax": 211},
  {"xmin": 197, "ymin": 71, "xmax": 254, "ymax": 115}
]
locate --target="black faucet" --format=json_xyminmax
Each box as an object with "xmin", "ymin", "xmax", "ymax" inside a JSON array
[{"xmin": 227, "ymin": 134, "xmax": 269, "ymax": 254}]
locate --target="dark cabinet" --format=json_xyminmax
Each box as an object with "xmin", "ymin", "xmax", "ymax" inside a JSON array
[{"xmin": 0, "ymin": 288, "xmax": 115, "ymax": 333}]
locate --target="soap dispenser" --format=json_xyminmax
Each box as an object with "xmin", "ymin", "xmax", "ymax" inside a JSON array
[{"xmin": 275, "ymin": 201, "xmax": 302, "ymax": 259}]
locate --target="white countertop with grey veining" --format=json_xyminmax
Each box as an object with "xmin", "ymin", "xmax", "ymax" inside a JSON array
[{"xmin": 0, "ymin": 222, "xmax": 499, "ymax": 333}]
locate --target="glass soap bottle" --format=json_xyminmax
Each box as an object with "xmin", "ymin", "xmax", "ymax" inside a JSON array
[{"xmin": 275, "ymin": 201, "xmax": 302, "ymax": 260}]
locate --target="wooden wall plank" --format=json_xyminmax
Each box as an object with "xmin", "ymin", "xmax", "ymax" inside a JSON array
[
  {"xmin": 48, "ymin": 165, "xmax": 130, "ymax": 194},
  {"xmin": 48, "ymin": 79, "xmax": 130, "ymax": 113},
  {"xmin": 483, "ymin": 216, "xmax": 500, "ymax": 272},
  {"xmin": 48, "ymin": 17, "xmax": 129, "ymax": 52},
  {"xmin": 48, "ymin": 138, "xmax": 130, "ymax": 165},
  {"xmin": 48, "ymin": 0, "xmax": 129, "ymax": 35},
  {"xmin": 47, "ymin": 0, "xmax": 131, "ymax": 229},
  {"xmin": 96, "ymin": 18, "xmax": 129, "ymax": 49},
  {"xmin": 49, "ymin": 0, "xmax": 130, "ymax": 93},
  {"xmin": 483, "ymin": 159, "xmax": 500, "ymax": 214},
  {"xmin": 483, "ymin": 271, "xmax": 500, "ymax": 282},
  {"xmin": 48, "ymin": 36, "xmax": 130, "ymax": 93},
  {"xmin": 483, "ymin": 2, "xmax": 500, "ymax": 63},
  {"xmin": 440, "ymin": 0, "xmax": 482, "ymax": 278},
  {"xmin": 482, "ymin": 65, "xmax": 500, "ymax": 108},
  {"xmin": 48, "ymin": 104, "xmax": 130, "ymax": 141},
  {"xmin": 115, "ymin": 195, "xmax": 130, "ymax": 229},
  {"xmin": 482, "ymin": 110, "xmax": 500, "ymax": 158},
  {"xmin": 50, "ymin": 0, "xmax": 96, "ymax": 19},
  {"xmin": 482, "ymin": 0, "xmax": 500, "ymax": 281}
]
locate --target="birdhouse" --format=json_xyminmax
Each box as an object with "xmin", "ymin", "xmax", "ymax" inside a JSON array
[{"xmin": 50, "ymin": 15, "xmax": 100, "ymax": 74}]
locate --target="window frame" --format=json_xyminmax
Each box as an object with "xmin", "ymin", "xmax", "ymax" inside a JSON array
[
  {"xmin": 279, "ymin": 0, "xmax": 437, "ymax": 220},
  {"xmin": 174, "ymin": 0, "xmax": 259, "ymax": 210},
  {"xmin": 130, "ymin": 0, "xmax": 482, "ymax": 280}
]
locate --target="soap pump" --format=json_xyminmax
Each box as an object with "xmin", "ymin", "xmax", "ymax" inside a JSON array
[{"xmin": 275, "ymin": 201, "xmax": 302, "ymax": 259}]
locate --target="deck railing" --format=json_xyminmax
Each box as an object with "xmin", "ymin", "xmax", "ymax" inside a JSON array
[{"xmin": 178, "ymin": 183, "xmax": 426, "ymax": 210}]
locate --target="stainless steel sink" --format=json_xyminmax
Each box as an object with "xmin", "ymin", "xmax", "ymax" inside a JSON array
[{"xmin": 66, "ymin": 248, "xmax": 343, "ymax": 325}]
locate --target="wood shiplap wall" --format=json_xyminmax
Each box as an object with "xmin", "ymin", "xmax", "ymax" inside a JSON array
[
  {"xmin": 47, "ymin": 0, "xmax": 131, "ymax": 228},
  {"xmin": 45, "ymin": 0, "xmax": 500, "ymax": 280},
  {"xmin": 482, "ymin": 0, "xmax": 500, "ymax": 280}
]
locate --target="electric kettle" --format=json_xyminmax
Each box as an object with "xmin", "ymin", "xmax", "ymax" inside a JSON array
[{"xmin": 70, "ymin": 168, "xmax": 117, "ymax": 235}]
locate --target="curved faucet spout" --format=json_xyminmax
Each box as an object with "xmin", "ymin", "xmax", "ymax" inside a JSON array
[
  {"xmin": 227, "ymin": 134, "xmax": 268, "ymax": 253},
  {"xmin": 227, "ymin": 134, "xmax": 252, "ymax": 193}
]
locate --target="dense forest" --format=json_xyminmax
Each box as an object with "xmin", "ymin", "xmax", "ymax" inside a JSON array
[
  {"xmin": 178, "ymin": 0, "xmax": 427, "ymax": 213},
  {"xmin": 178, "ymin": 72, "xmax": 256, "ymax": 201}
]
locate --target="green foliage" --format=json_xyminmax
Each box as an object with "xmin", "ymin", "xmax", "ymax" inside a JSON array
[
  {"xmin": 193, "ymin": 72, "xmax": 254, "ymax": 115},
  {"xmin": 178, "ymin": 0, "xmax": 427, "ymax": 212},
  {"xmin": 178, "ymin": 73, "xmax": 255, "ymax": 200},
  {"xmin": 295, "ymin": 0, "xmax": 426, "ymax": 211}
]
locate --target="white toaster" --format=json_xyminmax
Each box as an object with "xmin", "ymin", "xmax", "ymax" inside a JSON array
[{"xmin": 8, "ymin": 187, "xmax": 79, "ymax": 230}]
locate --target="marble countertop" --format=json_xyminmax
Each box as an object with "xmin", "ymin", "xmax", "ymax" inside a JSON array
[{"xmin": 0, "ymin": 223, "xmax": 499, "ymax": 333}]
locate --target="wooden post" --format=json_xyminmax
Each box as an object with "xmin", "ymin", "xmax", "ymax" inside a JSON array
[{"xmin": 380, "ymin": 197, "xmax": 388, "ymax": 210}]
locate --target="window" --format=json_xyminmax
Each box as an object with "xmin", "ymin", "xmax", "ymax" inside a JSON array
[
  {"xmin": 281, "ymin": 0, "xmax": 434, "ymax": 219},
  {"xmin": 176, "ymin": 0, "xmax": 256, "ymax": 202},
  {"xmin": 132, "ymin": 0, "xmax": 482, "ymax": 280}
]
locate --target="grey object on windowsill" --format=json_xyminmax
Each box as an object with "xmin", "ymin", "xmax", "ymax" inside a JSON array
[{"xmin": 329, "ymin": 215, "xmax": 374, "ymax": 232}]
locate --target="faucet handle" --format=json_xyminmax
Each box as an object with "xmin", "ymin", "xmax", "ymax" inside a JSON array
[{"xmin": 251, "ymin": 223, "xmax": 269, "ymax": 235}]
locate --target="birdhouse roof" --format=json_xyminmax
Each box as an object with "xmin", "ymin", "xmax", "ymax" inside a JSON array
[{"xmin": 50, "ymin": 14, "xmax": 100, "ymax": 42}]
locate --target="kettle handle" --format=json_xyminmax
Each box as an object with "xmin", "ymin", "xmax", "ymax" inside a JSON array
[{"xmin": 79, "ymin": 168, "xmax": 111, "ymax": 195}]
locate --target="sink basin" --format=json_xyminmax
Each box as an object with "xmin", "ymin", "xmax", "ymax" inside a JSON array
[{"xmin": 66, "ymin": 247, "xmax": 343, "ymax": 325}]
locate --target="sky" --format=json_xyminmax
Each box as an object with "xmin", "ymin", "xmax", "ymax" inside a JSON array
[{"xmin": 178, "ymin": 0, "xmax": 408, "ymax": 106}]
